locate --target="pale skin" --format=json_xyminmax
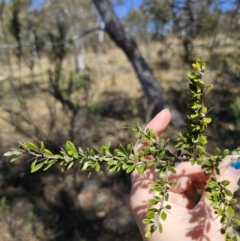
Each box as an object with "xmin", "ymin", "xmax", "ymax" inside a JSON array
[{"xmin": 130, "ymin": 108, "xmax": 240, "ymax": 241}]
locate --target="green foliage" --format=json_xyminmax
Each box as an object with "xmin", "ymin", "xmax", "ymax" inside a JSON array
[
  {"xmin": 0, "ymin": 197, "xmax": 10, "ymax": 213},
  {"xmin": 9, "ymin": 0, "xmax": 23, "ymax": 59},
  {"xmin": 230, "ymin": 98, "xmax": 240, "ymax": 127},
  {"xmin": 198, "ymin": 11, "xmax": 220, "ymax": 37},
  {"xmin": 206, "ymin": 177, "xmax": 240, "ymax": 240},
  {"xmin": 176, "ymin": 59, "xmax": 213, "ymax": 166},
  {"xmin": 47, "ymin": 21, "xmax": 69, "ymax": 62},
  {"xmin": 4, "ymin": 60, "xmax": 240, "ymax": 240}
]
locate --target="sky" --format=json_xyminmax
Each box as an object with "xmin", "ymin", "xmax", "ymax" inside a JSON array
[
  {"xmin": 114, "ymin": 0, "xmax": 142, "ymax": 18},
  {"xmin": 31, "ymin": 0, "xmax": 45, "ymax": 10},
  {"xmin": 29, "ymin": 0, "xmax": 143, "ymax": 17},
  {"xmin": 7, "ymin": 0, "xmax": 235, "ymax": 15}
]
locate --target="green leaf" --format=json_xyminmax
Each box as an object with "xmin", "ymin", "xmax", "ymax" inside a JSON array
[
  {"xmin": 197, "ymin": 146, "xmax": 204, "ymax": 154},
  {"xmin": 126, "ymin": 165, "xmax": 135, "ymax": 173},
  {"xmin": 232, "ymin": 218, "xmax": 240, "ymax": 226},
  {"xmin": 203, "ymin": 117, "xmax": 212, "ymax": 124},
  {"xmin": 216, "ymin": 208, "xmax": 223, "ymax": 215},
  {"xmin": 122, "ymin": 163, "xmax": 129, "ymax": 170},
  {"xmin": 145, "ymin": 230, "xmax": 152, "ymax": 238},
  {"xmin": 223, "ymin": 149, "xmax": 229, "ymax": 156},
  {"xmin": 107, "ymin": 159, "xmax": 114, "ymax": 165},
  {"xmin": 31, "ymin": 159, "xmax": 37, "ymax": 170},
  {"xmin": 137, "ymin": 164, "xmax": 146, "ymax": 174},
  {"xmin": 149, "ymin": 130, "xmax": 156, "ymax": 139},
  {"xmin": 201, "ymin": 106, "xmax": 207, "ymax": 113},
  {"xmin": 26, "ymin": 142, "xmax": 39, "ymax": 153},
  {"xmin": 65, "ymin": 141, "xmax": 76, "ymax": 152},
  {"xmin": 109, "ymin": 165, "xmax": 117, "ymax": 172},
  {"xmin": 220, "ymin": 228, "xmax": 226, "ymax": 234},
  {"xmin": 196, "ymin": 80, "xmax": 205, "ymax": 88},
  {"xmin": 44, "ymin": 149, "xmax": 54, "ymax": 156},
  {"xmin": 95, "ymin": 162, "xmax": 100, "ymax": 172},
  {"xmin": 165, "ymin": 205, "xmax": 171, "ymax": 210},
  {"xmin": 142, "ymin": 218, "xmax": 151, "ymax": 225},
  {"xmin": 149, "ymin": 199, "xmax": 158, "ymax": 205},
  {"xmin": 43, "ymin": 161, "xmax": 55, "ymax": 171},
  {"xmin": 229, "ymin": 198, "xmax": 237, "ymax": 205},
  {"xmin": 158, "ymin": 223, "xmax": 163, "ymax": 233},
  {"xmin": 190, "ymin": 113, "xmax": 198, "ymax": 118},
  {"xmin": 127, "ymin": 144, "xmax": 133, "ymax": 151},
  {"xmin": 54, "ymin": 154, "xmax": 64, "ymax": 159},
  {"xmin": 221, "ymin": 180, "xmax": 230, "ymax": 186},
  {"xmin": 89, "ymin": 149, "xmax": 95, "ymax": 156},
  {"xmin": 215, "ymin": 147, "xmax": 220, "ymax": 155},
  {"xmin": 67, "ymin": 161, "xmax": 74, "ymax": 169},
  {"xmin": 146, "ymin": 211, "xmax": 155, "ymax": 219},
  {"xmin": 168, "ymin": 166, "xmax": 176, "ymax": 174},
  {"xmin": 192, "ymin": 62, "xmax": 200, "ymax": 70},
  {"xmin": 19, "ymin": 142, "xmax": 29, "ymax": 150},
  {"xmin": 199, "ymin": 135, "xmax": 207, "ymax": 144},
  {"xmin": 31, "ymin": 162, "xmax": 44, "ymax": 173},
  {"xmin": 227, "ymin": 206, "xmax": 234, "ymax": 218},
  {"xmin": 147, "ymin": 160, "xmax": 154, "ymax": 167},
  {"xmin": 161, "ymin": 211, "xmax": 167, "ymax": 221},
  {"xmin": 149, "ymin": 147, "xmax": 156, "ymax": 155},
  {"xmin": 117, "ymin": 151, "xmax": 126, "ymax": 158},
  {"xmin": 188, "ymin": 72, "xmax": 199, "ymax": 79},
  {"xmin": 165, "ymin": 193, "xmax": 169, "ymax": 201},
  {"xmin": 220, "ymin": 215, "xmax": 227, "ymax": 224},
  {"xmin": 105, "ymin": 141, "xmax": 111, "ymax": 149},
  {"xmin": 73, "ymin": 152, "xmax": 79, "ymax": 159},
  {"xmin": 40, "ymin": 142, "xmax": 45, "ymax": 153},
  {"xmin": 225, "ymin": 189, "xmax": 233, "ymax": 197},
  {"xmin": 159, "ymin": 150, "xmax": 165, "ymax": 157},
  {"xmin": 10, "ymin": 156, "xmax": 21, "ymax": 163},
  {"xmin": 188, "ymin": 101, "xmax": 199, "ymax": 109},
  {"xmin": 189, "ymin": 83, "xmax": 197, "ymax": 92},
  {"xmin": 100, "ymin": 146, "xmax": 107, "ymax": 153},
  {"xmin": 82, "ymin": 161, "xmax": 91, "ymax": 170}
]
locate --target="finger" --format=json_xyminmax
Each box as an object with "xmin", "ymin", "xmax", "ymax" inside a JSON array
[
  {"xmin": 134, "ymin": 108, "xmax": 171, "ymax": 153},
  {"xmin": 132, "ymin": 108, "xmax": 171, "ymax": 183},
  {"xmin": 196, "ymin": 155, "xmax": 240, "ymax": 212},
  {"xmin": 169, "ymin": 162, "xmax": 208, "ymax": 193},
  {"xmin": 168, "ymin": 162, "xmax": 208, "ymax": 208},
  {"xmin": 213, "ymin": 155, "xmax": 240, "ymax": 194},
  {"xmin": 130, "ymin": 109, "xmax": 171, "ymax": 221},
  {"xmin": 168, "ymin": 189, "xmax": 197, "ymax": 209}
]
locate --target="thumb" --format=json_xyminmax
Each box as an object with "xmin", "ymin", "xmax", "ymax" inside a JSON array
[
  {"xmin": 214, "ymin": 155, "xmax": 240, "ymax": 194},
  {"xmin": 195, "ymin": 155, "xmax": 240, "ymax": 215}
]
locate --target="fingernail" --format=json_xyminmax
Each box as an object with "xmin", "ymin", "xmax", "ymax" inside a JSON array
[{"xmin": 231, "ymin": 157, "xmax": 240, "ymax": 170}]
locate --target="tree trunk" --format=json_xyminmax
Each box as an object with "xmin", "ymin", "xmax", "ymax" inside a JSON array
[{"xmin": 93, "ymin": 0, "xmax": 184, "ymax": 127}]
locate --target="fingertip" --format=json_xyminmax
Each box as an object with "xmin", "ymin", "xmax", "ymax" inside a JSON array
[
  {"xmin": 146, "ymin": 108, "xmax": 171, "ymax": 135},
  {"xmin": 134, "ymin": 109, "xmax": 171, "ymax": 153},
  {"xmin": 159, "ymin": 108, "xmax": 171, "ymax": 121}
]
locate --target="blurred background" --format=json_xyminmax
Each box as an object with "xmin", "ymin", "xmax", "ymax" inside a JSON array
[{"xmin": 0, "ymin": 0, "xmax": 240, "ymax": 240}]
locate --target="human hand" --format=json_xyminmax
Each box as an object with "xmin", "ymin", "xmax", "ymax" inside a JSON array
[{"xmin": 130, "ymin": 108, "xmax": 240, "ymax": 241}]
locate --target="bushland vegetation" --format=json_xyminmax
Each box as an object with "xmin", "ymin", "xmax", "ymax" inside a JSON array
[{"xmin": 0, "ymin": 0, "xmax": 240, "ymax": 240}]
